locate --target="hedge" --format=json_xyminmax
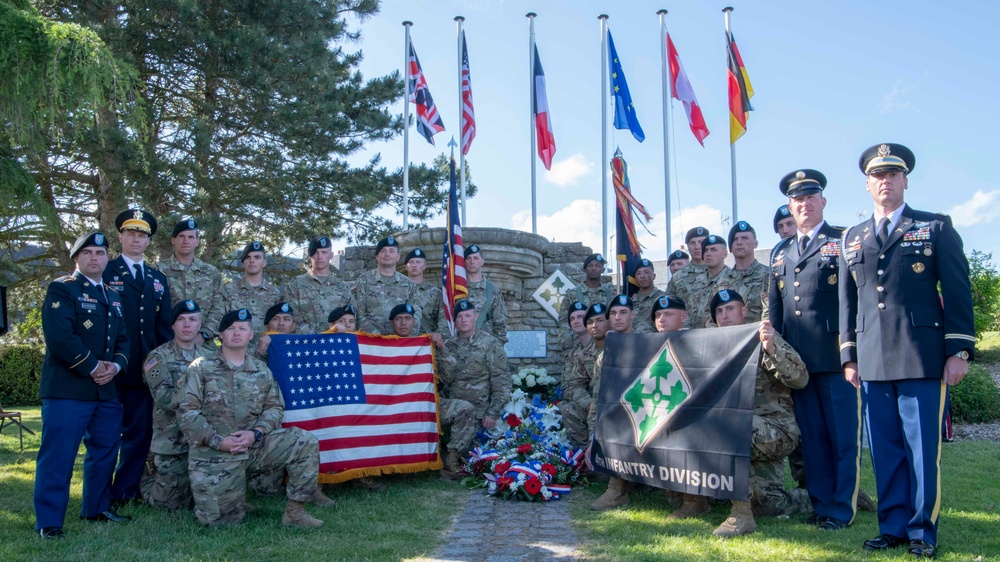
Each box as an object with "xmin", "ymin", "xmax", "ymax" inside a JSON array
[
  {"xmin": 950, "ymin": 363, "xmax": 1000, "ymax": 424},
  {"xmin": 0, "ymin": 345, "xmax": 43, "ymax": 406}
]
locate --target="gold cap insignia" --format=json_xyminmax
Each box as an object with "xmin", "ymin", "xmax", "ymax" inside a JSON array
[
  {"xmin": 877, "ymin": 144, "xmax": 890, "ymax": 157},
  {"xmin": 795, "ymin": 171, "xmax": 805, "ymax": 179}
]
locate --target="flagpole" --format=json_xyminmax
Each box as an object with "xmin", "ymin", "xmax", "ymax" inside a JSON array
[
  {"xmin": 402, "ymin": 21, "xmax": 413, "ymax": 230},
  {"xmin": 527, "ymin": 12, "xmax": 537, "ymax": 234},
  {"xmin": 724, "ymin": 7, "xmax": 738, "ymax": 223},
  {"xmin": 455, "ymin": 16, "xmax": 468, "ymax": 226},
  {"xmin": 658, "ymin": 9, "xmax": 673, "ymax": 255},
  {"xmin": 599, "ymin": 14, "xmax": 609, "ymax": 259}
]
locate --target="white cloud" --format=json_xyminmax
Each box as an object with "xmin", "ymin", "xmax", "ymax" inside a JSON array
[
  {"xmin": 637, "ymin": 204, "xmax": 727, "ymax": 261},
  {"xmin": 947, "ymin": 190, "xmax": 1000, "ymax": 227},
  {"xmin": 878, "ymin": 80, "xmax": 914, "ymax": 114},
  {"xmin": 543, "ymin": 154, "xmax": 594, "ymax": 187}
]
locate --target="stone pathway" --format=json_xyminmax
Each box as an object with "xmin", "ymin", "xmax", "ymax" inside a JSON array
[{"xmin": 431, "ymin": 489, "xmax": 584, "ymax": 561}]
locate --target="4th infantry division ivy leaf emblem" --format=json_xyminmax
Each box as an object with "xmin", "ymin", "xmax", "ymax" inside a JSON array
[{"xmin": 621, "ymin": 343, "xmax": 691, "ymax": 451}]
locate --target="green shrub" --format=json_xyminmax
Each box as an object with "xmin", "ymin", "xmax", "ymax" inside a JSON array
[
  {"xmin": 950, "ymin": 364, "xmax": 1000, "ymax": 423},
  {"xmin": 0, "ymin": 345, "xmax": 43, "ymax": 406}
]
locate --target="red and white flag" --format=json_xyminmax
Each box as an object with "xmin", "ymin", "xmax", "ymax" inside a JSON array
[
  {"xmin": 532, "ymin": 44, "xmax": 556, "ymax": 170},
  {"xmin": 667, "ymin": 33, "xmax": 710, "ymax": 146},
  {"xmin": 407, "ymin": 37, "xmax": 446, "ymax": 145},
  {"xmin": 460, "ymin": 31, "xmax": 476, "ymax": 155},
  {"xmin": 271, "ymin": 333, "xmax": 441, "ymax": 483}
]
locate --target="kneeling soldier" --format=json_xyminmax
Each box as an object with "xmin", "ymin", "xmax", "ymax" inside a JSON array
[{"xmin": 176, "ymin": 309, "xmax": 333, "ymax": 527}]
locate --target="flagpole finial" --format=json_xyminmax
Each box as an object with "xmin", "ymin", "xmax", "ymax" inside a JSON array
[
  {"xmin": 722, "ymin": 6, "xmax": 734, "ymax": 13},
  {"xmin": 657, "ymin": 9, "xmax": 668, "ymax": 15},
  {"xmin": 598, "ymin": 14, "xmax": 609, "ymax": 20},
  {"xmin": 614, "ymin": 147, "xmax": 623, "ymax": 158},
  {"xmin": 448, "ymin": 136, "xmax": 457, "ymax": 158},
  {"xmin": 402, "ymin": 20, "xmax": 412, "ymax": 27},
  {"xmin": 525, "ymin": 12, "xmax": 536, "ymax": 19},
  {"xmin": 454, "ymin": 15, "xmax": 464, "ymax": 22}
]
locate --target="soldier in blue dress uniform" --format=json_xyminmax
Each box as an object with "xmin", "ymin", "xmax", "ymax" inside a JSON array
[
  {"xmin": 840, "ymin": 143, "xmax": 975, "ymax": 559},
  {"xmin": 103, "ymin": 209, "xmax": 174, "ymax": 508},
  {"xmin": 34, "ymin": 232, "xmax": 132, "ymax": 538},
  {"xmin": 769, "ymin": 169, "xmax": 862, "ymax": 530}
]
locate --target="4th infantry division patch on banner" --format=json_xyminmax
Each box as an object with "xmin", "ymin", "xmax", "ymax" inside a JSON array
[{"xmin": 591, "ymin": 326, "xmax": 761, "ymax": 500}]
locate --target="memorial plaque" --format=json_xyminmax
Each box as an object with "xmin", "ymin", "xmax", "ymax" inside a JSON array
[{"xmin": 504, "ymin": 330, "xmax": 547, "ymax": 359}]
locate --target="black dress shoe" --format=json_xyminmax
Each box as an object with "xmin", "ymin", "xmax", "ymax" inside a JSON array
[
  {"xmin": 819, "ymin": 517, "xmax": 849, "ymax": 530},
  {"xmin": 863, "ymin": 534, "xmax": 908, "ymax": 551},
  {"xmin": 82, "ymin": 509, "xmax": 132, "ymax": 523},
  {"xmin": 908, "ymin": 539, "xmax": 936, "ymax": 558},
  {"xmin": 39, "ymin": 527, "xmax": 65, "ymax": 539}
]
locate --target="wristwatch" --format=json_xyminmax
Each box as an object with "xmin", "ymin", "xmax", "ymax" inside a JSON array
[
  {"xmin": 954, "ymin": 350, "xmax": 970, "ymax": 361},
  {"xmin": 252, "ymin": 428, "xmax": 264, "ymax": 442}
]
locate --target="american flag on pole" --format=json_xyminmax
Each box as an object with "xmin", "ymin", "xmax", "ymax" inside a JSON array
[
  {"xmin": 270, "ymin": 333, "xmax": 442, "ymax": 483},
  {"xmin": 408, "ymin": 37, "xmax": 446, "ymax": 145},
  {"xmin": 460, "ymin": 31, "xmax": 476, "ymax": 155},
  {"xmin": 442, "ymin": 156, "xmax": 468, "ymax": 336}
]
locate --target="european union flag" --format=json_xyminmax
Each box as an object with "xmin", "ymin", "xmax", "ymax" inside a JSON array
[{"xmin": 608, "ymin": 30, "xmax": 645, "ymax": 143}]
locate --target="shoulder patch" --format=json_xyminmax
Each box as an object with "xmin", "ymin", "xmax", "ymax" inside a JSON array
[{"xmin": 144, "ymin": 357, "xmax": 158, "ymax": 372}]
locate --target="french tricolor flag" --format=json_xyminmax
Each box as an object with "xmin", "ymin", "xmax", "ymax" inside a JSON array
[{"xmin": 532, "ymin": 45, "xmax": 556, "ymax": 170}]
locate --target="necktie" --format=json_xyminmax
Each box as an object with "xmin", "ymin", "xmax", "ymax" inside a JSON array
[
  {"xmin": 798, "ymin": 235, "xmax": 809, "ymax": 255},
  {"xmin": 878, "ymin": 218, "xmax": 890, "ymax": 246},
  {"xmin": 133, "ymin": 263, "xmax": 144, "ymax": 284}
]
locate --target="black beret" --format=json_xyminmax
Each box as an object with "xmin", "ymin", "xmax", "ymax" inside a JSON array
[
  {"xmin": 241, "ymin": 241, "xmax": 265, "ymax": 262},
  {"xmin": 608, "ymin": 294, "xmax": 633, "ymax": 312},
  {"xmin": 667, "ymin": 250, "xmax": 689, "ymax": 265},
  {"xmin": 115, "ymin": 208, "xmax": 157, "ymax": 235},
  {"xmin": 702, "ymin": 234, "xmax": 727, "ymax": 250},
  {"xmin": 308, "ymin": 236, "xmax": 331, "ymax": 257},
  {"xmin": 375, "ymin": 235, "xmax": 399, "ymax": 255},
  {"xmin": 859, "ymin": 143, "xmax": 915, "ymax": 176},
  {"xmin": 728, "ymin": 221, "xmax": 756, "ymax": 247},
  {"xmin": 454, "ymin": 299, "xmax": 475, "ymax": 313},
  {"xmin": 219, "ymin": 308, "xmax": 252, "ymax": 333},
  {"xmin": 171, "ymin": 219, "xmax": 198, "ymax": 238},
  {"xmin": 464, "ymin": 244, "xmax": 481, "ymax": 259},
  {"xmin": 773, "ymin": 205, "xmax": 793, "ymax": 233},
  {"xmin": 69, "ymin": 232, "xmax": 109, "ymax": 259},
  {"xmin": 328, "ymin": 305, "xmax": 357, "ymax": 324},
  {"xmin": 651, "ymin": 295, "xmax": 686, "ymax": 320},
  {"xmin": 170, "ymin": 299, "xmax": 201, "ymax": 324},
  {"xmin": 404, "ymin": 248, "xmax": 426, "ymax": 263},
  {"xmin": 632, "ymin": 258, "xmax": 655, "ymax": 276},
  {"xmin": 583, "ymin": 303, "xmax": 606, "ymax": 325},
  {"xmin": 583, "ymin": 253, "xmax": 606, "ymax": 268},
  {"xmin": 684, "ymin": 226, "xmax": 708, "ymax": 243},
  {"xmin": 779, "ymin": 169, "xmax": 827, "ymax": 198},
  {"xmin": 264, "ymin": 302, "xmax": 292, "ymax": 325},
  {"xmin": 390, "ymin": 303, "xmax": 416, "ymax": 320},
  {"xmin": 709, "ymin": 289, "xmax": 744, "ymax": 323},
  {"xmin": 566, "ymin": 301, "xmax": 586, "ymax": 326}
]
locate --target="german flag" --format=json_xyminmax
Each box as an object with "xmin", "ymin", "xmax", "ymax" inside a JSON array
[{"xmin": 726, "ymin": 30, "xmax": 754, "ymax": 143}]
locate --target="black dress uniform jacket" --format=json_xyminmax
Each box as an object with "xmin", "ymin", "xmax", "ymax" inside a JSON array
[
  {"xmin": 769, "ymin": 222, "xmax": 845, "ymax": 374},
  {"xmin": 839, "ymin": 205, "xmax": 975, "ymax": 381},
  {"xmin": 103, "ymin": 257, "xmax": 173, "ymax": 386},
  {"xmin": 40, "ymin": 273, "xmax": 130, "ymax": 400}
]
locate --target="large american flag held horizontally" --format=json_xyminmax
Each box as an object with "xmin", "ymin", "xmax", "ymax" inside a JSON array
[{"xmin": 269, "ymin": 333, "xmax": 442, "ymax": 483}]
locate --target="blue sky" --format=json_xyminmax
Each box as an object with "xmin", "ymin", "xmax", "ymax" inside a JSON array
[{"xmin": 344, "ymin": 1, "xmax": 1000, "ymax": 262}]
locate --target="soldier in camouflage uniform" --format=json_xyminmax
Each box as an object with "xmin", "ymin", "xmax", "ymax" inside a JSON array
[
  {"xmin": 175, "ymin": 309, "xmax": 333, "ymax": 527},
  {"xmin": 353, "ymin": 236, "xmax": 421, "ymax": 335},
  {"xmin": 667, "ymin": 250, "xmax": 689, "ymax": 276},
  {"xmin": 560, "ymin": 253, "xmax": 616, "ymax": 322},
  {"xmin": 436, "ymin": 299, "xmax": 511, "ymax": 479},
  {"xmin": 224, "ymin": 241, "xmax": 282, "ymax": 345},
  {"xmin": 773, "ymin": 204, "xmax": 797, "ymax": 240},
  {"xmin": 156, "ymin": 219, "xmax": 227, "ymax": 341},
  {"xmin": 728, "ymin": 221, "xmax": 769, "ymax": 322},
  {"xmin": 404, "ymin": 248, "xmax": 444, "ymax": 334},
  {"xmin": 560, "ymin": 303, "xmax": 605, "ymax": 449},
  {"xmin": 669, "ymin": 234, "xmax": 735, "ymax": 329},
  {"xmin": 630, "ymin": 259, "xmax": 665, "ymax": 334},
  {"xmin": 324, "ymin": 305, "xmax": 356, "ymax": 333},
  {"xmin": 282, "ymin": 236, "xmax": 354, "ymax": 335},
  {"xmin": 254, "ymin": 301, "xmax": 295, "ymax": 360},
  {"xmin": 683, "ymin": 226, "xmax": 710, "ymax": 268},
  {"xmin": 709, "ymin": 289, "xmax": 811, "ymax": 538},
  {"xmin": 140, "ymin": 300, "xmax": 207, "ymax": 510},
  {"xmin": 462, "ymin": 245, "xmax": 507, "ymax": 343}
]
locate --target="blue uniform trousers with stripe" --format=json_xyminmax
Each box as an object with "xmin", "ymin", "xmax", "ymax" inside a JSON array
[{"xmin": 863, "ymin": 379, "xmax": 944, "ymax": 544}]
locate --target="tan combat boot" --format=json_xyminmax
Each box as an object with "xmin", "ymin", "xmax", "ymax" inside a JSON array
[
  {"xmin": 667, "ymin": 493, "xmax": 711, "ymax": 520},
  {"xmin": 590, "ymin": 477, "xmax": 630, "ymax": 511},
  {"xmin": 712, "ymin": 500, "xmax": 756, "ymax": 538},
  {"xmin": 311, "ymin": 488, "xmax": 336, "ymax": 507},
  {"xmin": 439, "ymin": 449, "xmax": 463, "ymax": 481},
  {"xmin": 282, "ymin": 500, "xmax": 324, "ymax": 528}
]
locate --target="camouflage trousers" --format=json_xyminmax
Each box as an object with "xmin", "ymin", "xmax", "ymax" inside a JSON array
[
  {"xmin": 559, "ymin": 398, "xmax": 591, "ymax": 450},
  {"xmin": 439, "ymin": 398, "xmax": 476, "ymax": 453},
  {"xmin": 248, "ymin": 470, "xmax": 287, "ymax": 496},
  {"xmin": 188, "ymin": 427, "xmax": 319, "ymax": 526},
  {"xmin": 750, "ymin": 414, "xmax": 811, "ymax": 517},
  {"xmin": 140, "ymin": 452, "xmax": 191, "ymax": 511}
]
